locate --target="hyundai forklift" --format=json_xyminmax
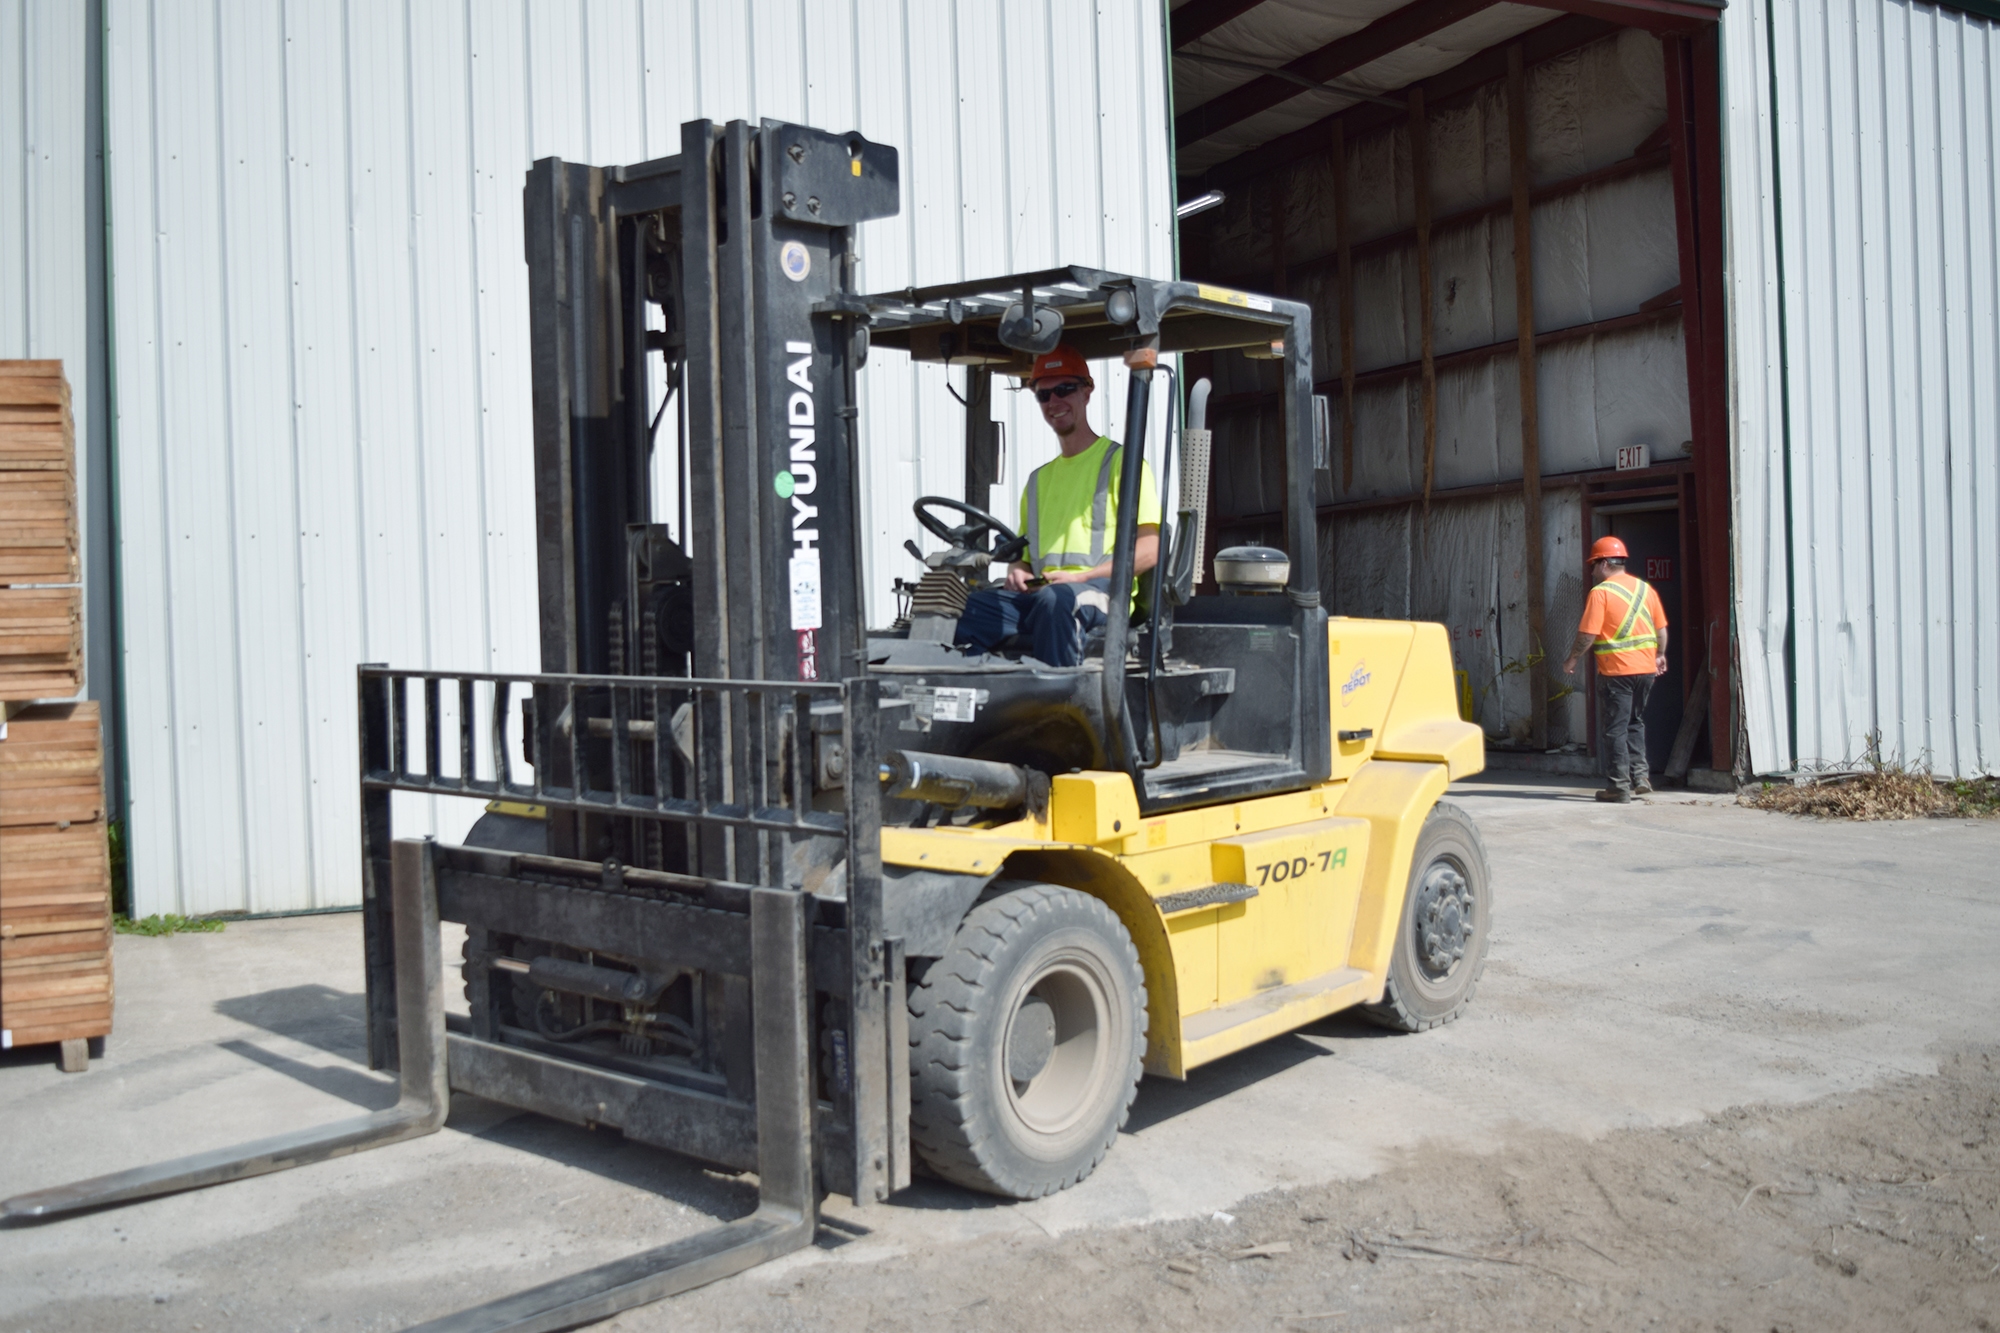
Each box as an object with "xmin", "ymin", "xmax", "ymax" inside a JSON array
[{"xmin": 4, "ymin": 118, "xmax": 1490, "ymax": 1332}]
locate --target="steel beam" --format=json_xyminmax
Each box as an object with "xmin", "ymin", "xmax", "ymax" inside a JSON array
[
  {"xmin": 1202, "ymin": 148, "xmax": 1672, "ymax": 311},
  {"xmin": 1525, "ymin": 0, "xmax": 1720, "ymax": 35},
  {"xmin": 1171, "ymin": 0, "xmax": 1270, "ymax": 48},
  {"xmin": 1175, "ymin": 0, "xmax": 1501, "ymax": 149},
  {"xmin": 1199, "ymin": 14, "xmax": 1617, "ymax": 189}
]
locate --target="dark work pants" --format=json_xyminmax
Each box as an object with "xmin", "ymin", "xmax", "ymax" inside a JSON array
[
  {"xmin": 1598, "ymin": 671, "xmax": 1655, "ymax": 792},
  {"xmin": 955, "ymin": 578, "xmax": 1110, "ymax": 667}
]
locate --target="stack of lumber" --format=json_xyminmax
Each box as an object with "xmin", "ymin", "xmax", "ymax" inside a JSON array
[
  {"xmin": 0, "ymin": 363, "xmax": 108, "ymax": 1071},
  {"xmin": 0, "ymin": 361, "xmax": 81, "ymax": 698},
  {"xmin": 0, "ymin": 702, "xmax": 112, "ymax": 1063}
]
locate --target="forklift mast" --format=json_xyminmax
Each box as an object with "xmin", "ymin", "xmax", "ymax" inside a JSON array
[
  {"xmin": 523, "ymin": 122, "xmax": 896, "ymax": 887},
  {"xmin": 525, "ymin": 121, "xmax": 893, "ymax": 690}
]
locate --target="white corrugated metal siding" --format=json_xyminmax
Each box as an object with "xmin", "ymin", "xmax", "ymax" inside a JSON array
[
  {"xmin": 1, "ymin": 0, "xmax": 116, "ymax": 770},
  {"xmin": 1723, "ymin": 0, "xmax": 2000, "ymax": 777},
  {"xmin": 0, "ymin": 0, "xmax": 86, "ymax": 414},
  {"xmin": 105, "ymin": 0, "xmax": 1176, "ymax": 916}
]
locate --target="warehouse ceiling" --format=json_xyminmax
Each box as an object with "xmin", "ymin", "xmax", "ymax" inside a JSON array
[{"xmin": 1169, "ymin": 0, "xmax": 1725, "ymax": 180}]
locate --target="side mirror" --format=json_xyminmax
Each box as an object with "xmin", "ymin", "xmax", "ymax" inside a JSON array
[{"xmin": 997, "ymin": 287, "xmax": 1064, "ymax": 355}]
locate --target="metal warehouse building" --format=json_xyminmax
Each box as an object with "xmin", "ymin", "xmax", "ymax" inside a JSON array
[
  {"xmin": 1, "ymin": 0, "xmax": 1994, "ymax": 919},
  {"xmin": 1171, "ymin": 0, "xmax": 1998, "ymax": 795}
]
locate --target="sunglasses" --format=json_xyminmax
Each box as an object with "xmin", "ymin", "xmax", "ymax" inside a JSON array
[{"xmin": 1035, "ymin": 380, "xmax": 1086, "ymax": 404}]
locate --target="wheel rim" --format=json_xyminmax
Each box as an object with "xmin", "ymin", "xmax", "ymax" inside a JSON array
[
  {"xmin": 1000, "ymin": 948, "xmax": 1114, "ymax": 1139},
  {"xmin": 1410, "ymin": 857, "xmax": 1476, "ymax": 984}
]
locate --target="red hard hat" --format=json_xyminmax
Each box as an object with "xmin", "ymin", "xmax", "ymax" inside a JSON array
[
  {"xmin": 1588, "ymin": 536, "xmax": 1629, "ymax": 564},
  {"xmin": 1029, "ymin": 344, "xmax": 1094, "ymax": 386}
]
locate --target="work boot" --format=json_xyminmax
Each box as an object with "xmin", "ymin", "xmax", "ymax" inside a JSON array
[
  {"xmin": 1633, "ymin": 780, "xmax": 1655, "ymax": 795},
  {"xmin": 1595, "ymin": 788, "xmax": 1632, "ymax": 803}
]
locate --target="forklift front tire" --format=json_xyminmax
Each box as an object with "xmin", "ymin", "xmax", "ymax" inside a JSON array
[
  {"xmin": 1363, "ymin": 800, "xmax": 1491, "ymax": 1033},
  {"xmin": 908, "ymin": 883, "xmax": 1147, "ymax": 1199}
]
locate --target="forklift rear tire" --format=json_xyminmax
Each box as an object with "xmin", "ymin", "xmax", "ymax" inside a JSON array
[
  {"xmin": 1363, "ymin": 800, "xmax": 1490, "ymax": 1033},
  {"xmin": 908, "ymin": 883, "xmax": 1147, "ymax": 1199}
]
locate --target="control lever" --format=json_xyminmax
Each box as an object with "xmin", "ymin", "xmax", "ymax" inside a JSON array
[{"xmin": 1166, "ymin": 507, "xmax": 1200, "ymax": 607}]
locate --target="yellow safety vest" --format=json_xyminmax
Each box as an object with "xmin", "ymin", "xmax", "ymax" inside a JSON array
[{"xmin": 1592, "ymin": 577, "xmax": 1659, "ymax": 656}]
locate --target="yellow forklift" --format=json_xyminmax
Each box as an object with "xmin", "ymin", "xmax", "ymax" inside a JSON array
[{"xmin": 5, "ymin": 119, "xmax": 1488, "ymax": 1330}]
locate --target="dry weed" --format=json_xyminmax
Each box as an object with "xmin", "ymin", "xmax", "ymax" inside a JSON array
[{"xmin": 1744, "ymin": 763, "xmax": 1998, "ymax": 822}]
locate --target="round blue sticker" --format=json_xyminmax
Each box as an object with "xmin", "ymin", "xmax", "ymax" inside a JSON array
[{"xmin": 780, "ymin": 241, "xmax": 811, "ymax": 282}]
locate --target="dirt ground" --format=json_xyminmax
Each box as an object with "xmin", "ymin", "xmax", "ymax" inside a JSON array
[{"xmin": 663, "ymin": 1046, "xmax": 2000, "ymax": 1332}]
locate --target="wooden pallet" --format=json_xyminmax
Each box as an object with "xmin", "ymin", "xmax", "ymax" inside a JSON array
[
  {"xmin": 0, "ymin": 361, "xmax": 76, "ymax": 477},
  {"xmin": 0, "ymin": 585, "xmax": 83, "ymax": 700},
  {"xmin": 0, "ymin": 472, "xmax": 79, "ymax": 582},
  {"xmin": 0, "ymin": 701, "xmax": 105, "ymax": 826},
  {"xmin": 0, "ymin": 362, "xmax": 81, "ymax": 700},
  {"xmin": 0, "ymin": 703, "xmax": 111, "ymax": 1069}
]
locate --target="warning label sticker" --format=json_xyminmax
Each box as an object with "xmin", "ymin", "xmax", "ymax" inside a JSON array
[
  {"xmin": 789, "ymin": 551, "xmax": 823, "ymax": 630},
  {"xmin": 900, "ymin": 685, "xmax": 988, "ymax": 730}
]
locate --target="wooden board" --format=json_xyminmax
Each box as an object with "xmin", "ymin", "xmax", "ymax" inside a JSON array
[
  {"xmin": 0, "ymin": 361, "xmax": 75, "ymax": 477},
  {"xmin": 0, "ymin": 701, "xmax": 112, "ymax": 1050},
  {"xmin": 1, "ymin": 823, "xmax": 111, "ymax": 933},
  {"xmin": 0, "ymin": 587, "xmax": 83, "ymax": 702},
  {"xmin": 0, "ymin": 470, "xmax": 81, "ymax": 584},
  {"xmin": 0, "ymin": 702, "xmax": 104, "ymax": 826}
]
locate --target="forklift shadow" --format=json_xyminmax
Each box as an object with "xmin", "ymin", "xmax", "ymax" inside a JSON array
[
  {"xmin": 208, "ymin": 985, "xmax": 769, "ymax": 1226},
  {"xmin": 1457, "ymin": 789, "xmax": 1606, "ymax": 803},
  {"xmin": 461, "ymin": 1097, "xmax": 764, "ymax": 1225},
  {"xmin": 1121, "ymin": 1017, "xmax": 1390, "ymax": 1136},
  {"xmin": 213, "ymin": 984, "xmax": 371, "ymax": 1061},
  {"xmin": 217, "ymin": 1037, "xmax": 402, "ymax": 1112}
]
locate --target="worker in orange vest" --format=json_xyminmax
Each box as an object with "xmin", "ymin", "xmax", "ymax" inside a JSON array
[{"xmin": 1561, "ymin": 536, "xmax": 1669, "ymax": 803}]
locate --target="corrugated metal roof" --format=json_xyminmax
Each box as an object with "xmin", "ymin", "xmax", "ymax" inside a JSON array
[
  {"xmin": 1724, "ymin": 0, "xmax": 1999, "ymax": 778},
  {"xmin": 105, "ymin": 0, "xmax": 1175, "ymax": 915}
]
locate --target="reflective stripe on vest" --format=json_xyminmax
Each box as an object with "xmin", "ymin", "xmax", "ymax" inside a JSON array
[
  {"xmin": 1592, "ymin": 577, "xmax": 1658, "ymax": 654},
  {"xmin": 1023, "ymin": 443, "xmax": 1122, "ymax": 576}
]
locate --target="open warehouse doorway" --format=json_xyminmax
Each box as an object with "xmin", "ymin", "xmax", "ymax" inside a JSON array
[{"xmin": 1170, "ymin": 0, "xmax": 1733, "ymax": 784}]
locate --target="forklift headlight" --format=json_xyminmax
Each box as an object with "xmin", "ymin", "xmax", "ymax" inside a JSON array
[{"xmin": 1104, "ymin": 287, "xmax": 1138, "ymax": 326}]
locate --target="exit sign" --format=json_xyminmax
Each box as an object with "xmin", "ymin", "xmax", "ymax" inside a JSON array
[
  {"xmin": 1616, "ymin": 444, "xmax": 1651, "ymax": 471},
  {"xmin": 1646, "ymin": 557, "xmax": 1674, "ymax": 581}
]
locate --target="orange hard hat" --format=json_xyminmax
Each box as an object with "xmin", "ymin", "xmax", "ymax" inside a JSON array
[
  {"xmin": 1588, "ymin": 536, "xmax": 1629, "ymax": 564},
  {"xmin": 1029, "ymin": 344, "xmax": 1094, "ymax": 386}
]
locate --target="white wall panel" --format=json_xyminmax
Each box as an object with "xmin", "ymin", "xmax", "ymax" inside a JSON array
[
  {"xmin": 107, "ymin": 0, "xmax": 1175, "ymax": 915},
  {"xmin": 1, "ymin": 0, "xmax": 116, "ymax": 798},
  {"xmin": 1723, "ymin": 0, "xmax": 2000, "ymax": 778}
]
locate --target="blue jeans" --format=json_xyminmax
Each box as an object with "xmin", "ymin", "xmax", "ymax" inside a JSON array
[{"xmin": 955, "ymin": 578, "xmax": 1110, "ymax": 667}]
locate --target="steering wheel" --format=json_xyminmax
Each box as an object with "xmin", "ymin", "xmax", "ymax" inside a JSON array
[{"xmin": 913, "ymin": 496, "xmax": 1029, "ymax": 564}]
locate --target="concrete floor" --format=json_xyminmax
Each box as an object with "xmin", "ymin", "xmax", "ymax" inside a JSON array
[{"xmin": 2, "ymin": 773, "xmax": 1995, "ymax": 1331}]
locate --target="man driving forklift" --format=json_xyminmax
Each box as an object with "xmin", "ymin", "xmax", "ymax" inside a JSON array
[{"xmin": 953, "ymin": 345, "xmax": 1161, "ymax": 666}]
